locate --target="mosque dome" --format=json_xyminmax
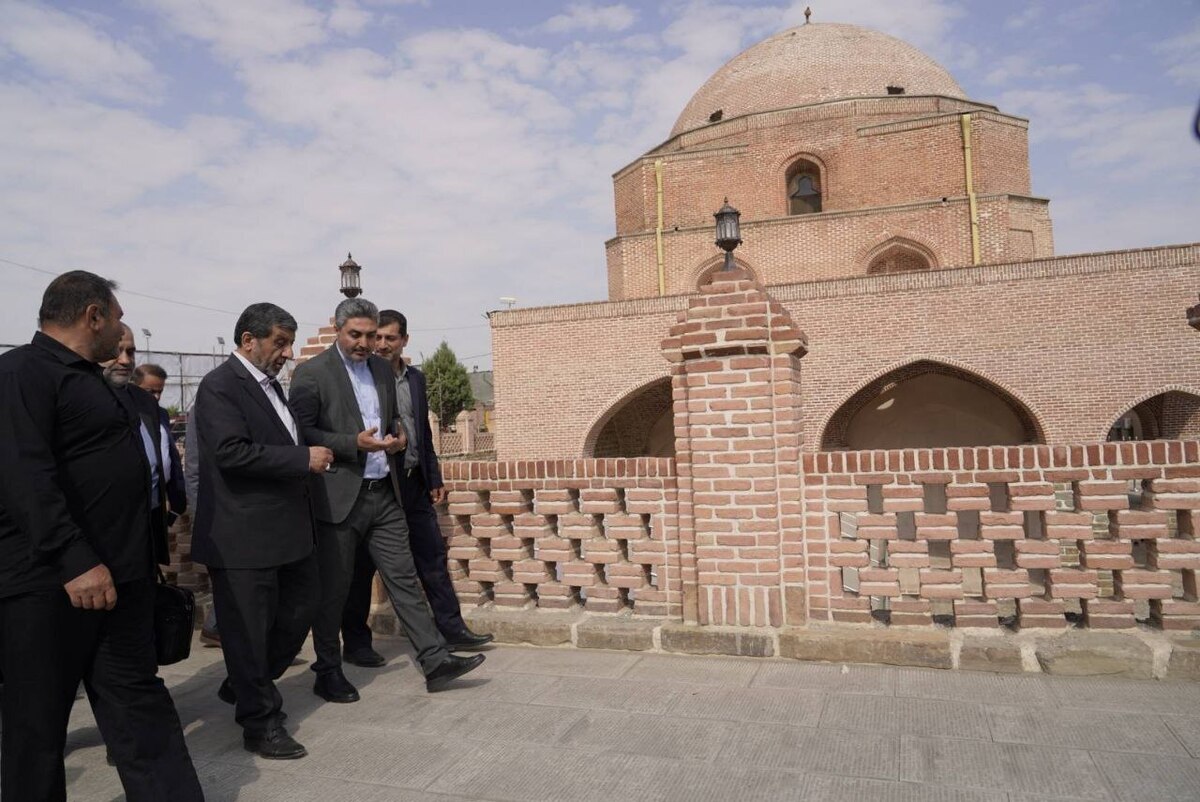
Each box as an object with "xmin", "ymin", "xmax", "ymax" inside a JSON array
[{"xmin": 670, "ymin": 22, "xmax": 967, "ymax": 137}]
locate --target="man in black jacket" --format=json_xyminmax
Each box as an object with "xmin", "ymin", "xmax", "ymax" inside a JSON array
[
  {"xmin": 340, "ymin": 309, "xmax": 491, "ymax": 668},
  {"xmin": 0, "ymin": 271, "xmax": 202, "ymax": 801},
  {"xmin": 192, "ymin": 302, "xmax": 333, "ymax": 760},
  {"xmin": 104, "ymin": 328, "xmax": 186, "ymax": 566}
]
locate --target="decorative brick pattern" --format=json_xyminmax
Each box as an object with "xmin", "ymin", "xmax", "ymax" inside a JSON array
[
  {"xmin": 439, "ymin": 459, "xmax": 680, "ymax": 617},
  {"xmin": 804, "ymin": 441, "xmax": 1200, "ymax": 631}
]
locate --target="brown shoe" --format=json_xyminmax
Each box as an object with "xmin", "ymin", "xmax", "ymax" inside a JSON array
[{"xmin": 200, "ymin": 627, "xmax": 221, "ymax": 648}]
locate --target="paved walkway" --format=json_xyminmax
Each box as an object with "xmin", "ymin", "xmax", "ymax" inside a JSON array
[{"xmin": 61, "ymin": 634, "xmax": 1200, "ymax": 801}]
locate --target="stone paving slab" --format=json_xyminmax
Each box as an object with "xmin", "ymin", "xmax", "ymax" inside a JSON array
[{"xmin": 33, "ymin": 633, "xmax": 1200, "ymax": 801}]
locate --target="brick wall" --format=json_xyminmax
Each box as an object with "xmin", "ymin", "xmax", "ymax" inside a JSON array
[
  {"xmin": 607, "ymin": 97, "xmax": 1047, "ymax": 300},
  {"xmin": 440, "ymin": 458, "xmax": 681, "ymax": 617},
  {"xmin": 804, "ymin": 441, "xmax": 1200, "ymax": 632},
  {"xmin": 493, "ymin": 243, "xmax": 1200, "ymax": 460}
]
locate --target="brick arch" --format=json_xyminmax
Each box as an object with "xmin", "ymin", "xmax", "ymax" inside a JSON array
[
  {"xmin": 691, "ymin": 254, "xmax": 759, "ymax": 291},
  {"xmin": 778, "ymin": 151, "xmax": 828, "ymax": 216},
  {"xmin": 864, "ymin": 236, "xmax": 939, "ymax": 274},
  {"xmin": 819, "ymin": 357, "xmax": 1046, "ymax": 450},
  {"xmin": 1097, "ymin": 385, "xmax": 1200, "ymax": 442},
  {"xmin": 582, "ymin": 375, "xmax": 674, "ymax": 457}
]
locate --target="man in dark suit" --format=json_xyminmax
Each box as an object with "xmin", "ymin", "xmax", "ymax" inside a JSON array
[
  {"xmin": 290, "ymin": 298, "xmax": 483, "ymax": 704},
  {"xmin": 104, "ymin": 333, "xmax": 186, "ymax": 566},
  {"xmin": 132, "ymin": 362, "xmax": 187, "ymax": 531},
  {"xmin": 341, "ymin": 309, "xmax": 492, "ymax": 667},
  {"xmin": 193, "ymin": 302, "xmax": 334, "ymax": 760},
  {"xmin": 0, "ymin": 271, "xmax": 202, "ymax": 801}
]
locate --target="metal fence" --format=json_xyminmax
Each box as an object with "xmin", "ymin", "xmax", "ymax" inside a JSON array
[{"xmin": 0, "ymin": 345, "xmax": 290, "ymax": 413}]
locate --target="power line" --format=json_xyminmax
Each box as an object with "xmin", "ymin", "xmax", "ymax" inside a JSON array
[{"xmin": 2, "ymin": 254, "xmax": 492, "ymax": 334}]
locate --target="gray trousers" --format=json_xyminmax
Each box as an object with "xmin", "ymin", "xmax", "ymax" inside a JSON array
[{"xmin": 312, "ymin": 484, "xmax": 449, "ymax": 675}]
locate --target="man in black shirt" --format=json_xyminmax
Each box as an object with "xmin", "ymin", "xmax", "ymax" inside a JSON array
[{"xmin": 0, "ymin": 271, "xmax": 202, "ymax": 802}]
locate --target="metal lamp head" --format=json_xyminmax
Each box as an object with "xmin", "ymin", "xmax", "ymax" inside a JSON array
[
  {"xmin": 1188, "ymin": 293, "xmax": 1200, "ymax": 331},
  {"xmin": 713, "ymin": 198, "xmax": 742, "ymax": 270},
  {"xmin": 339, "ymin": 252, "xmax": 362, "ymax": 299}
]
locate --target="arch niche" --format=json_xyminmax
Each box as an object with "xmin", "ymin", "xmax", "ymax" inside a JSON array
[
  {"xmin": 1106, "ymin": 389, "xmax": 1200, "ymax": 441},
  {"xmin": 821, "ymin": 360, "xmax": 1044, "ymax": 450},
  {"xmin": 865, "ymin": 237, "xmax": 937, "ymax": 275},
  {"xmin": 585, "ymin": 377, "xmax": 675, "ymax": 458}
]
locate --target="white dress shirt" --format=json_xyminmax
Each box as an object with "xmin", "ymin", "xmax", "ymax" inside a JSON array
[{"xmin": 233, "ymin": 351, "xmax": 298, "ymax": 444}]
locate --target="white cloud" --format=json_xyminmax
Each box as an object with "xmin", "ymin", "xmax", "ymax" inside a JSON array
[
  {"xmin": 541, "ymin": 4, "xmax": 638, "ymax": 35},
  {"xmin": 1155, "ymin": 21, "xmax": 1200, "ymax": 86},
  {"xmin": 1004, "ymin": 4, "xmax": 1043, "ymax": 30},
  {"xmin": 328, "ymin": 0, "xmax": 373, "ymax": 37},
  {"xmin": 0, "ymin": 1, "xmax": 162, "ymax": 102},
  {"xmin": 984, "ymin": 55, "xmax": 1081, "ymax": 87},
  {"xmin": 139, "ymin": 0, "xmax": 327, "ymax": 61}
]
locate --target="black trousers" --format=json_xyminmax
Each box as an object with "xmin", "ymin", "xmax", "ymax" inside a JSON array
[
  {"xmin": 341, "ymin": 468, "xmax": 464, "ymax": 652},
  {"xmin": 209, "ymin": 553, "xmax": 319, "ymax": 736},
  {"xmin": 0, "ymin": 578, "xmax": 202, "ymax": 802}
]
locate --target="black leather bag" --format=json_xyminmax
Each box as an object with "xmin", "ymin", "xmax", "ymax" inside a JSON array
[{"xmin": 154, "ymin": 570, "xmax": 195, "ymax": 666}]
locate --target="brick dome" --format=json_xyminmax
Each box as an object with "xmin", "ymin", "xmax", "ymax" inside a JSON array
[{"xmin": 670, "ymin": 23, "xmax": 967, "ymax": 137}]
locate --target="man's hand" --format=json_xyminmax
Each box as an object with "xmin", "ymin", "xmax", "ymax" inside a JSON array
[
  {"xmin": 308, "ymin": 446, "xmax": 335, "ymax": 473},
  {"xmin": 64, "ymin": 564, "xmax": 117, "ymax": 610},
  {"xmin": 429, "ymin": 486, "xmax": 447, "ymax": 505},
  {"xmin": 356, "ymin": 427, "xmax": 392, "ymax": 453}
]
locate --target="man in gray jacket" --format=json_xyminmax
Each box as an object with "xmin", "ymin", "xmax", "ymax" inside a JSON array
[{"xmin": 289, "ymin": 297, "xmax": 483, "ymax": 703}]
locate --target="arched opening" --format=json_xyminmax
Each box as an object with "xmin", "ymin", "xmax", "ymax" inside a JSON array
[
  {"xmin": 694, "ymin": 256, "xmax": 757, "ymax": 290},
  {"xmin": 821, "ymin": 361, "xmax": 1043, "ymax": 450},
  {"xmin": 1107, "ymin": 391, "xmax": 1200, "ymax": 441},
  {"xmin": 785, "ymin": 158, "xmax": 822, "ymax": 215},
  {"xmin": 867, "ymin": 240, "xmax": 934, "ymax": 274},
  {"xmin": 586, "ymin": 378, "xmax": 674, "ymax": 458}
]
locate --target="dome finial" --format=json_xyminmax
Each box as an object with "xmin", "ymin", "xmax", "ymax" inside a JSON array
[{"xmin": 804, "ymin": 6, "xmax": 811, "ymax": 23}]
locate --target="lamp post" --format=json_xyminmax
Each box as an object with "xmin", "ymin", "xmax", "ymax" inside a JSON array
[
  {"xmin": 216, "ymin": 336, "xmax": 225, "ymax": 356},
  {"xmin": 713, "ymin": 198, "xmax": 742, "ymax": 271},
  {"xmin": 1188, "ymin": 294, "xmax": 1200, "ymax": 331},
  {"xmin": 141, "ymin": 327, "xmax": 152, "ymax": 357},
  {"xmin": 339, "ymin": 253, "xmax": 362, "ymax": 299}
]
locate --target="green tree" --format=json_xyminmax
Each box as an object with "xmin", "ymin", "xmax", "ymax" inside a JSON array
[{"xmin": 422, "ymin": 341, "xmax": 474, "ymax": 429}]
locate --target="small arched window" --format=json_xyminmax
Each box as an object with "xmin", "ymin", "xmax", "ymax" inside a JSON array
[{"xmin": 788, "ymin": 170, "xmax": 822, "ymax": 215}]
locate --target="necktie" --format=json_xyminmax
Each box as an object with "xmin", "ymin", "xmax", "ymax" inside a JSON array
[{"xmin": 266, "ymin": 377, "xmax": 287, "ymax": 405}]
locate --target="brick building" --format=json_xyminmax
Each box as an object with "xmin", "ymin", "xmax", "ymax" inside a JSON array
[
  {"xmin": 490, "ymin": 22, "xmax": 1200, "ymax": 461},
  {"xmin": 290, "ymin": 22, "xmax": 1200, "ymax": 657}
]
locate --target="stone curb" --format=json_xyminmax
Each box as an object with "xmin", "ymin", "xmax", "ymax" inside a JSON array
[{"xmin": 362, "ymin": 607, "xmax": 1200, "ymax": 680}]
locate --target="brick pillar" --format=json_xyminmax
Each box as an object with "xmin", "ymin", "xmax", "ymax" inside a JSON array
[
  {"xmin": 457, "ymin": 410, "xmax": 475, "ymax": 453},
  {"xmin": 428, "ymin": 412, "xmax": 442, "ymax": 453},
  {"xmin": 662, "ymin": 269, "xmax": 807, "ymax": 627}
]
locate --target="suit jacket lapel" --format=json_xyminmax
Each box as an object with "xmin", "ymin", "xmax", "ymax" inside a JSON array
[
  {"xmin": 325, "ymin": 347, "xmax": 366, "ymax": 433},
  {"xmin": 228, "ymin": 355, "xmax": 295, "ymax": 443},
  {"xmin": 369, "ymin": 357, "xmax": 396, "ymax": 436}
]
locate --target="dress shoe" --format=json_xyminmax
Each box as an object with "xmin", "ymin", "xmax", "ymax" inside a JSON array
[
  {"xmin": 313, "ymin": 668, "xmax": 360, "ymax": 703},
  {"xmin": 343, "ymin": 646, "xmax": 386, "ymax": 667},
  {"xmin": 425, "ymin": 653, "xmax": 485, "ymax": 692},
  {"xmin": 444, "ymin": 627, "xmax": 494, "ymax": 651},
  {"xmin": 199, "ymin": 627, "xmax": 221, "ymax": 648},
  {"xmin": 243, "ymin": 727, "xmax": 307, "ymax": 760}
]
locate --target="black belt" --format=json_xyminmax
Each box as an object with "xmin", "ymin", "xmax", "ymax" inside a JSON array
[{"xmin": 361, "ymin": 478, "xmax": 389, "ymax": 492}]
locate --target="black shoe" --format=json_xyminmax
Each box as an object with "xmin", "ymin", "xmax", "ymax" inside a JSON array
[
  {"xmin": 243, "ymin": 727, "xmax": 307, "ymax": 760},
  {"xmin": 425, "ymin": 653, "xmax": 485, "ymax": 692},
  {"xmin": 199, "ymin": 627, "xmax": 221, "ymax": 648},
  {"xmin": 444, "ymin": 627, "xmax": 494, "ymax": 651},
  {"xmin": 343, "ymin": 646, "xmax": 386, "ymax": 667},
  {"xmin": 313, "ymin": 668, "xmax": 360, "ymax": 703}
]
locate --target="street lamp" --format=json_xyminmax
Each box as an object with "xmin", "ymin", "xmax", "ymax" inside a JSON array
[
  {"xmin": 1188, "ymin": 294, "xmax": 1200, "ymax": 331},
  {"xmin": 141, "ymin": 327, "xmax": 152, "ymax": 356},
  {"xmin": 216, "ymin": 336, "xmax": 225, "ymax": 356},
  {"xmin": 339, "ymin": 252, "xmax": 362, "ymax": 299},
  {"xmin": 713, "ymin": 198, "xmax": 742, "ymax": 271}
]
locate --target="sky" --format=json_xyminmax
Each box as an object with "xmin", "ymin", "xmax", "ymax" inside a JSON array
[{"xmin": 1, "ymin": 0, "xmax": 1198, "ymax": 368}]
